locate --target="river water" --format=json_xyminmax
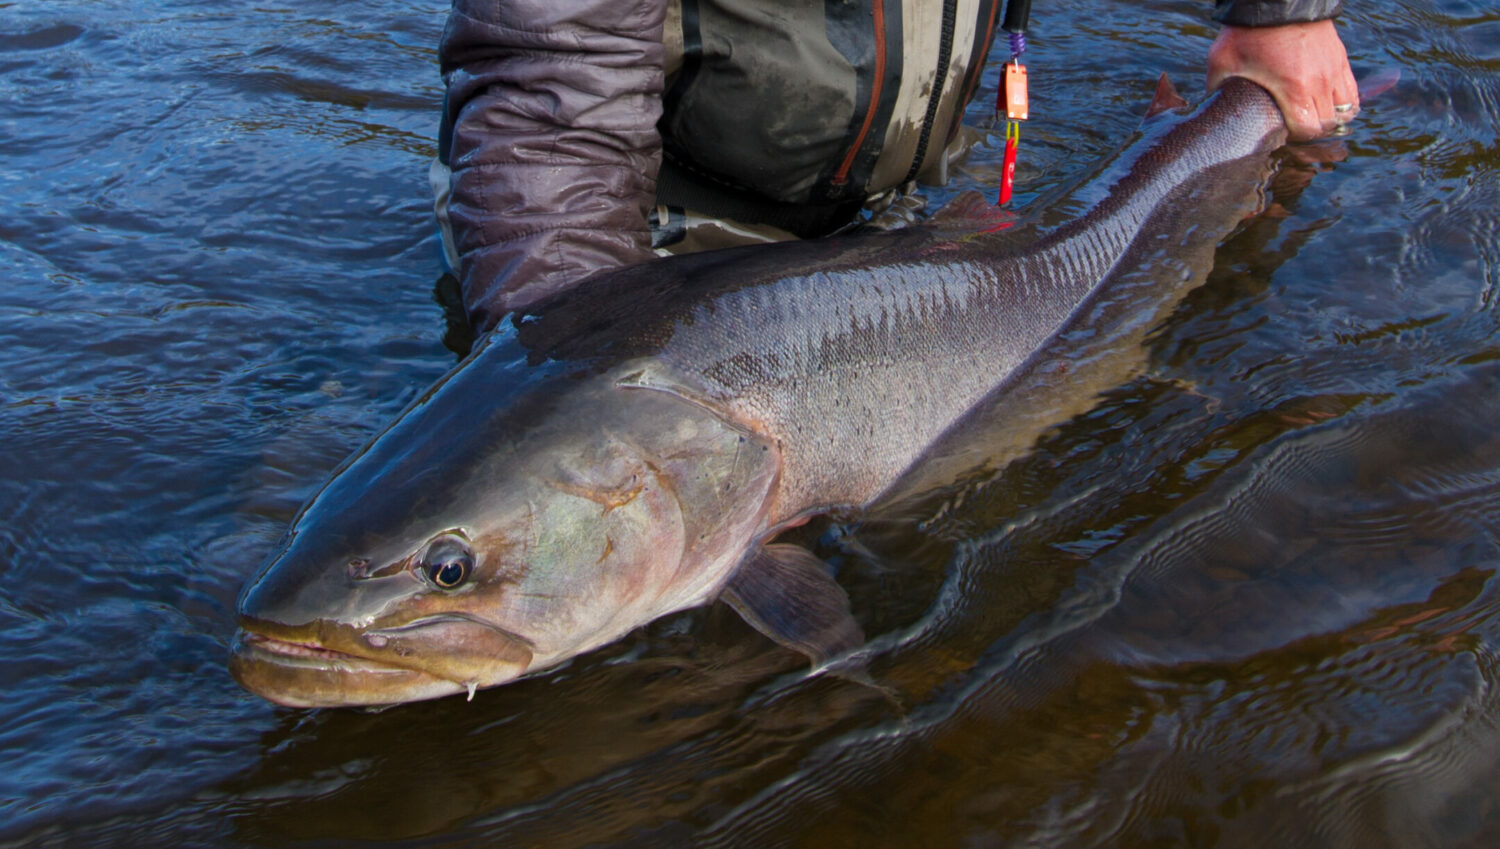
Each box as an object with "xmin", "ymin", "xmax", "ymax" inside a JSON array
[{"xmin": 2, "ymin": 0, "xmax": 1498, "ymax": 846}]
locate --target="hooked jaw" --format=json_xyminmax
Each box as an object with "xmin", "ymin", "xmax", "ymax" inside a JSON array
[
  {"xmin": 230, "ymin": 629, "xmax": 462, "ymax": 708},
  {"xmin": 229, "ymin": 615, "xmax": 535, "ymax": 708}
]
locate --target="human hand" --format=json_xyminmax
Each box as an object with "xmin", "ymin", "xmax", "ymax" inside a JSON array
[{"xmin": 1206, "ymin": 20, "xmax": 1358, "ymax": 142}]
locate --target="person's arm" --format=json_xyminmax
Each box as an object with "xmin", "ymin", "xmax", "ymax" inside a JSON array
[
  {"xmin": 439, "ymin": 0, "xmax": 666, "ymax": 333},
  {"xmin": 1206, "ymin": 1, "xmax": 1358, "ymax": 141}
]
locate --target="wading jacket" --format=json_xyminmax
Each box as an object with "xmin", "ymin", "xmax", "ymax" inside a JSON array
[{"xmin": 436, "ymin": 0, "xmax": 1343, "ymax": 333}]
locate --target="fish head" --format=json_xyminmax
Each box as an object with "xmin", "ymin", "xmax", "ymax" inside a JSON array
[{"xmin": 232, "ymin": 361, "xmax": 779, "ymax": 708}]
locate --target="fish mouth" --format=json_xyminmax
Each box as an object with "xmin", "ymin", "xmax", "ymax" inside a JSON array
[
  {"xmin": 236, "ymin": 631, "xmax": 394, "ymax": 667},
  {"xmin": 229, "ymin": 617, "xmax": 534, "ymax": 709}
]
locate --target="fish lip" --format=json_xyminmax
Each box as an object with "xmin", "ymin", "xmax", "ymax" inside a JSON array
[
  {"xmin": 234, "ymin": 636, "xmax": 399, "ymax": 675},
  {"xmin": 228, "ymin": 631, "xmax": 468, "ymax": 708},
  {"xmin": 365, "ymin": 612, "xmax": 537, "ymax": 650},
  {"xmin": 232, "ymin": 630, "xmax": 409, "ymax": 674},
  {"xmin": 229, "ymin": 625, "xmax": 489, "ymax": 709},
  {"xmin": 230, "ymin": 614, "xmax": 536, "ymax": 707},
  {"xmin": 230, "ymin": 617, "xmax": 535, "ymax": 683}
]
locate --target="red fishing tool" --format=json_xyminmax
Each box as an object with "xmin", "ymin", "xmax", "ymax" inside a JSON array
[
  {"xmin": 996, "ymin": 0, "xmax": 1031, "ymax": 207},
  {"xmin": 999, "ymin": 120, "xmax": 1020, "ymax": 206}
]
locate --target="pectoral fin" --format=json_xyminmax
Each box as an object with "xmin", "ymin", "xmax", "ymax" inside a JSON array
[{"xmin": 723, "ymin": 543, "xmax": 864, "ymax": 665}]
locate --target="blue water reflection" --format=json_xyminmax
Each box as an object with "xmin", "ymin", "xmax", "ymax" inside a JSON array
[{"xmin": 1, "ymin": 0, "xmax": 1498, "ymax": 845}]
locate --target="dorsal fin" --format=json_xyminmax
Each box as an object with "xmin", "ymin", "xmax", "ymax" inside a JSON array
[{"xmin": 1145, "ymin": 73, "xmax": 1189, "ymax": 119}]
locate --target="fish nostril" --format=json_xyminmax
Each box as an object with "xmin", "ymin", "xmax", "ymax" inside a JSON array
[{"xmin": 348, "ymin": 558, "xmax": 370, "ymax": 579}]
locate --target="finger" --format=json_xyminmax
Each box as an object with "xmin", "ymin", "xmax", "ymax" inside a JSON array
[
  {"xmin": 1332, "ymin": 68, "xmax": 1361, "ymax": 123},
  {"xmin": 1310, "ymin": 68, "xmax": 1361, "ymax": 139},
  {"xmin": 1331, "ymin": 80, "xmax": 1359, "ymax": 121},
  {"xmin": 1235, "ymin": 67, "xmax": 1321, "ymax": 141},
  {"xmin": 1316, "ymin": 104, "xmax": 1342, "ymax": 139},
  {"xmin": 1283, "ymin": 94, "xmax": 1326, "ymax": 142}
]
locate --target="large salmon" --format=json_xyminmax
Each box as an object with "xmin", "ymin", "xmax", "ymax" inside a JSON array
[{"xmin": 231, "ymin": 77, "xmax": 1286, "ymax": 707}]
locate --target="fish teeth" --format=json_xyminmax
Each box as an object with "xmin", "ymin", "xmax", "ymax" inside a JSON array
[{"xmin": 466, "ymin": 681, "xmax": 477, "ymax": 702}]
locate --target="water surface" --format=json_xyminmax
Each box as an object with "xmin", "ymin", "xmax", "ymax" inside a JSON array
[{"xmin": 2, "ymin": 0, "xmax": 1498, "ymax": 846}]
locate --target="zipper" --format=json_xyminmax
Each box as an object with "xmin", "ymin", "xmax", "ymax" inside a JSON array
[{"xmin": 902, "ymin": 0, "xmax": 959, "ymax": 185}]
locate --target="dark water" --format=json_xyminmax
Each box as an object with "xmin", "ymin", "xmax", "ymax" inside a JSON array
[{"xmin": 2, "ymin": 0, "xmax": 1498, "ymax": 845}]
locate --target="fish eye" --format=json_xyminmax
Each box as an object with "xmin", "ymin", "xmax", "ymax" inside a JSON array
[{"xmin": 419, "ymin": 535, "xmax": 473, "ymax": 590}]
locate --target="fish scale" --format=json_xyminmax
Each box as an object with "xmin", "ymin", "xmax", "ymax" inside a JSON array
[
  {"xmin": 232, "ymin": 77, "xmax": 1288, "ymax": 707},
  {"xmin": 566, "ymin": 79, "xmax": 1286, "ymax": 521}
]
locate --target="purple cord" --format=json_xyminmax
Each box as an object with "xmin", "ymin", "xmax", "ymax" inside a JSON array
[{"xmin": 1009, "ymin": 30, "xmax": 1026, "ymax": 60}]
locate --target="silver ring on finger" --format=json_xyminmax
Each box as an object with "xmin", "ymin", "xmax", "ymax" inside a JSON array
[{"xmin": 1333, "ymin": 102, "xmax": 1355, "ymax": 113}]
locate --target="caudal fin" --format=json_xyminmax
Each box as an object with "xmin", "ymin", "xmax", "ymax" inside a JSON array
[{"xmin": 1359, "ymin": 68, "xmax": 1401, "ymax": 101}]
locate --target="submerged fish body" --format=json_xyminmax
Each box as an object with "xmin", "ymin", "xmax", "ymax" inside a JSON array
[{"xmin": 231, "ymin": 78, "xmax": 1286, "ymax": 707}]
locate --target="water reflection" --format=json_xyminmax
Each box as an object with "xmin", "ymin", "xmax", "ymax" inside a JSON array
[{"xmin": 3, "ymin": 0, "xmax": 1500, "ymax": 846}]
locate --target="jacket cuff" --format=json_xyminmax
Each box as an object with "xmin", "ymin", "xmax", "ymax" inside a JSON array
[
  {"xmin": 439, "ymin": 0, "xmax": 666, "ymax": 331},
  {"xmin": 1213, "ymin": 0, "xmax": 1343, "ymax": 27}
]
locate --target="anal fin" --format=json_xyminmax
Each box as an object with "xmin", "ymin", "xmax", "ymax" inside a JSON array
[{"xmin": 722, "ymin": 543, "xmax": 864, "ymax": 666}]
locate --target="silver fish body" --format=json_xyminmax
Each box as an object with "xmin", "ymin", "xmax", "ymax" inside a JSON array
[{"xmin": 232, "ymin": 78, "xmax": 1286, "ymax": 707}]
